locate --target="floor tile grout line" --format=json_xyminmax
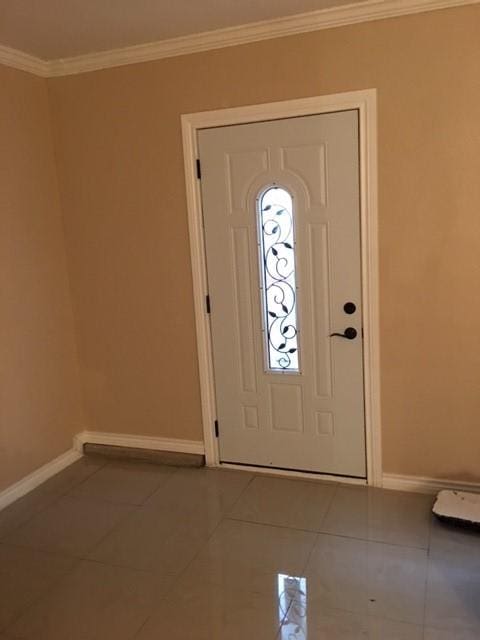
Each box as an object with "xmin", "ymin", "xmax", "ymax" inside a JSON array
[
  {"xmin": 301, "ymin": 529, "xmax": 321, "ymax": 575},
  {"xmin": 274, "ymin": 589, "xmax": 294, "ymax": 640},
  {"xmin": 171, "ymin": 472, "xmax": 258, "ymax": 575},
  {"xmin": 426, "ymin": 514, "xmax": 434, "ymax": 555},
  {"xmin": 0, "ymin": 537, "xmax": 116, "ymax": 565},
  {"xmin": 50, "ymin": 454, "xmax": 110, "ymax": 500},
  {"xmin": 50, "ymin": 493, "xmax": 167, "ymax": 509},
  {"xmin": 0, "ymin": 526, "xmax": 433, "ymax": 621},
  {"xmin": 127, "ymin": 472, "xmax": 259, "ymax": 640},
  {"xmin": 136, "ymin": 466, "xmax": 181, "ymax": 506},
  {"xmin": 2, "ymin": 552, "xmax": 83, "ymax": 636},
  {"xmin": 422, "ymin": 620, "xmax": 427, "ymax": 640},
  {"xmin": 1, "ymin": 536, "xmax": 187, "ymax": 577},
  {"xmin": 319, "ymin": 481, "xmax": 340, "ymax": 529},
  {"xmin": 0, "ymin": 539, "xmax": 81, "ymax": 561},
  {"xmin": 128, "ymin": 527, "xmax": 222, "ymax": 637},
  {"xmin": 3, "ymin": 551, "xmax": 180, "ymax": 640},
  {"xmin": 2, "ymin": 499, "xmax": 143, "ymax": 568},
  {"xmin": 64, "ymin": 460, "xmax": 181, "ymax": 506},
  {"xmin": 62, "ymin": 554, "xmax": 182, "ymax": 576},
  {"xmin": 70, "ymin": 475, "xmax": 183, "ymax": 508},
  {"xmin": 224, "ymin": 515, "xmax": 319, "ymax": 535},
  {"xmin": 58, "ymin": 458, "xmax": 115, "ymax": 497},
  {"xmin": 66, "ymin": 454, "xmax": 110, "ymax": 485},
  {"xmin": 74, "ymin": 501, "xmax": 142, "ymax": 564},
  {"xmin": 139, "ymin": 463, "xmax": 236, "ymax": 509},
  {"xmin": 1, "ymin": 461, "xmax": 443, "ymax": 639},
  {"xmin": 224, "ymin": 476, "xmax": 432, "ymax": 548},
  {"xmin": 5, "ymin": 468, "xmax": 256, "ymax": 594},
  {"xmin": 221, "ymin": 471, "xmax": 257, "ymax": 519},
  {"xmin": 166, "ymin": 473, "xmax": 256, "ymax": 570},
  {"xmin": 278, "ymin": 594, "xmax": 428, "ymax": 632},
  {"xmin": 421, "ymin": 513, "xmax": 436, "ymax": 636},
  {"xmin": 30, "ymin": 460, "xmax": 182, "ymax": 562},
  {"xmin": 5, "ymin": 504, "xmax": 187, "ymax": 640},
  {"xmin": 0, "ymin": 457, "xmax": 108, "ymax": 543},
  {"xmin": 132, "ymin": 464, "xmax": 184, "ymax": 508},
  {"xmin": 223, "ymin": 515, "xmax": 431, "ymax": 551},
  {"xmin": 418, "ymin": 537, "xmax": 473, "ymax": 637},
  {"xmin": 224, "ymin": 473, "xmax": 339, "ymax": 536},
  {"xmin": 1, "ymin": 498, "xmax": 141, "ymax": 558}
]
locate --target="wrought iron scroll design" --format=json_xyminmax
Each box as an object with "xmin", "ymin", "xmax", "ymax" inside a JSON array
[{"xmin": 259, "ymin": 187, "xmax": 299, "ymax": 371}]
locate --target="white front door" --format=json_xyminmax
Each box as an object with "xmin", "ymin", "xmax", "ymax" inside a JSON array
[{"xmin": 198, "ymin": 110, "xmax": 366, "ymax": 477}]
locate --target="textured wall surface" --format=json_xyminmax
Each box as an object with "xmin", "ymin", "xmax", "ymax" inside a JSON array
[
  {"xmin": 48, "ymin": 4, "xmax": 480, "ymax": 481},
  {"xmin": 0, "ymin": 65, "xmax": 83, "ymax": 491}
]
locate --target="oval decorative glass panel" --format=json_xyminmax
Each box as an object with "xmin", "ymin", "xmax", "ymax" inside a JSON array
[{"xmin": 257, "ymin": 186, "xmax": 299, "ymax": 372}]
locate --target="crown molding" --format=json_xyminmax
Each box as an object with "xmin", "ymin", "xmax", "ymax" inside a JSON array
[
  {"xmin": 46, "ymin": 0, "xmax": 480, "ymax": 76},
  {"xmin": 0, "ymin": 43, "xmax": 49, "ymax": 77},
  {"xmin": 0, "ymin": 0, "xmax": 479, "ymax": 78}
]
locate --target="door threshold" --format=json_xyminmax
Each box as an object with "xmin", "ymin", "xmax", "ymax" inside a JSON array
[{"xmin": 218, "ymin": 461, "xmax": 367, "ymax": 486}]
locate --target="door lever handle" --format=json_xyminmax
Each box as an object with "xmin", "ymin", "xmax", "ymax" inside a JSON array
[{"xmin": 330, "ymin": 327, "xmax": 357, "ymax": 340}]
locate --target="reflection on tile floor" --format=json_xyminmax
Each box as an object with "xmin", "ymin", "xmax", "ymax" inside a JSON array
[{"xmin": 0, "ymin": 456, "xmax": 479, "ymax": 639}]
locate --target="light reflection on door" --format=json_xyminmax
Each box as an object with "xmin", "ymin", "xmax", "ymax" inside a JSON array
[{"xmin": 278, "ymin": 574, "xmax": 307, "ymax": 639}]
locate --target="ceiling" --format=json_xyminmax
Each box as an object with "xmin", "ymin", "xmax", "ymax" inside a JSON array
[{"xmin": 0, "ymin": 0, "xmax": 361, "ymax": 60}]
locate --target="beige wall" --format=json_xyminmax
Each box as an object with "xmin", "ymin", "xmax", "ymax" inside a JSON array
[
  {"xmin": 0, "ymin": 64, "xmax": 83, "ymax": 492},
  {"xmin": 48, "ymin": 4, "xmax": 480, "ymax": 482}
]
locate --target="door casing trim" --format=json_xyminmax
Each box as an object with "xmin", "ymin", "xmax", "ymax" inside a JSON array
[{"xmin": 181, "ymin": 89, "xmax": 382, "ymax": 486}]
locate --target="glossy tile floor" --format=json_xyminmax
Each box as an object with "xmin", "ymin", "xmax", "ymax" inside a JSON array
[{"xmin": 0, "ymin": 456, "xmax": 479, "ymax": 639}]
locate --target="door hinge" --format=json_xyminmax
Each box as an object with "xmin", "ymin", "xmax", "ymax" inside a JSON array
[
  {"xmin": 196, "ymin": 158, "xmax": 202, "ymax": 180},
  {"xmin": 214, "ymin": 420, "xmax": 219, "ymax": 438},
  {"xmin": 206, "ymin": 294, "xmax": 211, "ymax": 314}
]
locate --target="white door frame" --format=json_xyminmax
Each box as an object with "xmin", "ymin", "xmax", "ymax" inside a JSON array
[{"xmin": 181, "ymin": 89, "xmax": 382, "ymax": 486}]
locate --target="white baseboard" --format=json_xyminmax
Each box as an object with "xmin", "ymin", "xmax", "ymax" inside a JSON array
[
  {"xmin": 74, "ymin": 430, "xmax": 205, "ymax": 456},
  {"xmin": 3, "ymin": 434, "xmax": 476, "ymax": 514},
  {"xmin": 382, "ymin": 473, "xmax": 480, "ymax": 495},
  {"xmin": 0, "ymin": 448, "xmax": 83, "ymax": 511},
  {"xmin": 0, "ymin": 430, "xmax": 204, "ymax": 513}
]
